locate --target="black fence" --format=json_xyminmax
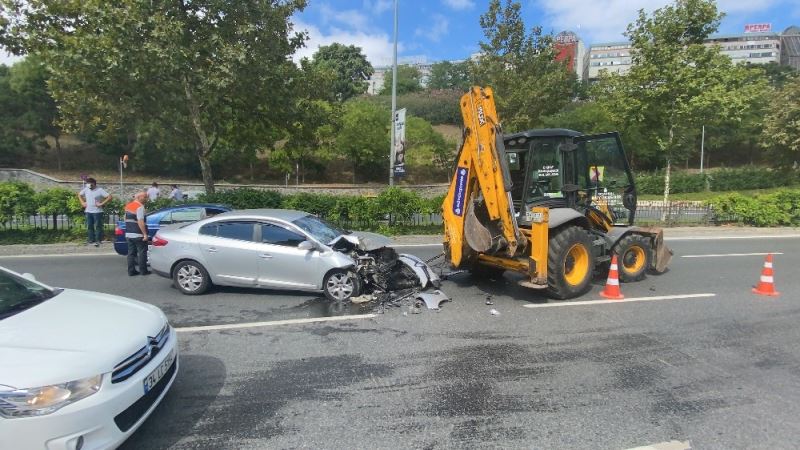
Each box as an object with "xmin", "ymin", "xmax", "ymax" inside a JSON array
[
  {"xmin": 1, "ymin": 201, "xmax": 731, "ymax": 232},
  {"xmin": 1, "ymin": 213, "xmax": 122, "ymax": 231}
]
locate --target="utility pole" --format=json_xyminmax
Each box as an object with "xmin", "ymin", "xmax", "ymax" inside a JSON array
[
  {"xmin": 700, "ymin": 125, "xmax": 705, "ymax": 173},
  {"xmin": 389, "ymin": 0, "xmax": 398, "ymax": 187}
]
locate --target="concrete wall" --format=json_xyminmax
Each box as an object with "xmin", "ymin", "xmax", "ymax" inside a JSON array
[{"xmin": 0, "ymin": 169, "xmax": 449, "ymax": 199}]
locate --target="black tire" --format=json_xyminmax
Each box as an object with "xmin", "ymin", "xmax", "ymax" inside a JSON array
[
  {"xmin": 469, "ymin": 263, "xmax": 506, "ymax": 280},
  {"xmin": 172, "ymin": 260, "xmax": 211, "ymax": 295},
  {"xmin": 613, "ymin": 234, "xmax": 652, "ymax": 282},
  {"xmin": 323, "ymin": 269, "xmax": 362, "ymax": 302},
  {"xmin": 547, "ymin": 225, "xmax": 595, "ymax": 299}
]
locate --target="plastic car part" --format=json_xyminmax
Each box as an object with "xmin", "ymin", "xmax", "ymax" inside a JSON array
[{"xmin": 415, "ymin": 290, "xmax": 450, "ymax": 310}]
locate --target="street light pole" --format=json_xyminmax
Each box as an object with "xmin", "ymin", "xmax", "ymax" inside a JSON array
[{"xmin": 389, "ymin": 0, "xmax": 398, "ymax": 187}]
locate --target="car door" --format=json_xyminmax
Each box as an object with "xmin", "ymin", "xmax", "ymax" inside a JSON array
[
  {"xmin": 254, "ymin": 222, "xmax": 321, "ymax": 290},
  {"xmin": 574, "ymin": 132, "xmax": 636, "ymax": 225},
  {"xmin": 197, "ymin": 221, "xmax": 260, "ymax": 287}
]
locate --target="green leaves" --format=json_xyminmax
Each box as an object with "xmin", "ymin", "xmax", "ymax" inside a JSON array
[
  {"xmin": 307, "ymin": 43, "xmax": 373, "ymax": 102},
  {"xmin": 760, "ymin": 76, "xmax": 800, "ymax": 167}
]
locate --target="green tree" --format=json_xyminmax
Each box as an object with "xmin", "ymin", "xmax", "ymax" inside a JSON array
[
  {"xmin": 595, "ymin": 0, "xmax": 769, "ymax": 212},
  {"xmin": 427, "ymin": 60, "xmax": 471, "ymax": 91},
  {"xmin": 0, "ymin": 64, "xmax": 37, "ymax": 166},
  {"xmin": 380, "ymin": 65, "xmax": 423, "ymax": 95},
  {"xmin": 8, "ymin": 55, "xmax": 63, "ymax": 169},
  {"xmin": 471, "ymin": 0, "xmax": 575, "ymax": 131},
  {"xmin": 335, "ymin": 99, "xmax": 390, "ymax": 182},
  {"xmin": 761, "ymin": 76, "xmax": 800, "ymax": 167},
  {"xmin": 0, "ymin": 0, "xmax": 307, "ymax": 194},
  {"xmin": 308, "ymin": 43, "xmax": 373, "ymax": 102}
]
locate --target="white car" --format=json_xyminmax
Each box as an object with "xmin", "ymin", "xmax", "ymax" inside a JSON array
[{"xmin": 0, "ymin": 267, "xmax": 178, "ymax": 450}]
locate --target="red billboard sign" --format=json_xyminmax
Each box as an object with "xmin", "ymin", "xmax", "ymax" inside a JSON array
[{"xmin": 744, "ymin": 23, "xmax": 771, "ymax": 33}]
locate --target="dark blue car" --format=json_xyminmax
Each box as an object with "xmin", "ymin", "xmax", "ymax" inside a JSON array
[{"xmin": 113, "ymin": 203, "xmax": 231, "ymax": 256}]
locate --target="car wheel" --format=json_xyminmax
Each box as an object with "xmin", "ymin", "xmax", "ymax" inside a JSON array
[
  {"xmin": 323, "ymin": 269, "xmax": 361, "ymax": 302},
  {"xmin": 173, "ymin": 260, "xmax": 211, "ymax": 295}
]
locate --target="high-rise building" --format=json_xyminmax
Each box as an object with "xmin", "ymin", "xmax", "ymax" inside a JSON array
[
  {"xmin": 781, "ymin": 26, "xmax": 800, "ymax": 70},
  {"xmin": 586, "ymin": 42, "xmax": 633, "ymax": 80},
  {"xmin": 554, "ymin": 31, "xmax": 587, "ymax": 80},
  {"xmin": 586, "ymin": 24, "xmax": 796, "ymax": 82}
]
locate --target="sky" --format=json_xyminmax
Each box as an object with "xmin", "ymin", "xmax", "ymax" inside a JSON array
[{"xmin": 2, "ymin": 0, "xmax": 799, "ymax": 67}]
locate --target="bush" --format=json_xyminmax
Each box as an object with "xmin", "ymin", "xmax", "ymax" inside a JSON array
[
  {"xmin": 637, "ymin": 167, "xmax": 800, "ymax": 195},
  {"xmin": 0, "ymin": 182, "xmax": 37, "ymax": 225},
  {"xmin": 709, "ymin": 189, "xmax": 800, "ymax": 226},
  {"xmin": 198, "ymin": 188, "xmax": 282, "ymax": 209}
]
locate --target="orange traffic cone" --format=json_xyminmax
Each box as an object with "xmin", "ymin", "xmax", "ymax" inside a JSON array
[
  {"xmin": 600, "ymin": 254, "xmax": 624, "ymax": 300},
  {"xmin": 752, "ymin": 253, "xmax": 780, "ymax": 297}
]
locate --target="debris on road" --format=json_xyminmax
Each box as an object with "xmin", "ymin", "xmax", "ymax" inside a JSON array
[
  {"xmin": 416, "ymin": 290, "xmax": 450, "ymax": 310},
  {"xmin": 490, "ymin": 309, "xmax": 500, "ymax": 316}
]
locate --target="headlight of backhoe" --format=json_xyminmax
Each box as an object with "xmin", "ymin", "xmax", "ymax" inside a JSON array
[{"xmin": 0, "ymin": 374, "xmax": 102, "ymax": 418}]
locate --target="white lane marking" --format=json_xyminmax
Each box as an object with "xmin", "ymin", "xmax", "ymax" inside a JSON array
[
  {"xmin": 667, "ymin": 234, "xmax": 800, "ymax": 241},
  {"xmin": 0, "ymin": 252, "xmax": 117, "ymax": 258},
  {"xmin": 627, "ymin": 441, "xmax": 691, "ymax": 450},
  {"xmin": 681, "ymin": 252, "xmax": 783, "ymax": 258},
  {"xmin": 176, "ymin": 314, "xmax": 377, "ymax": 333},
  {"xmin": 523, "ymin": 293, "xmax": 715, "ymax": 309}
]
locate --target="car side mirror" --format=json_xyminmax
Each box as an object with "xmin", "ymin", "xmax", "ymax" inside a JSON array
[
  {"xmin": 21, "ymin": 273, "xmax": 36, "ymax": 281},
  {"xmin": 298, "ymin": 241, "xmax": 315, "ymax": 251}
]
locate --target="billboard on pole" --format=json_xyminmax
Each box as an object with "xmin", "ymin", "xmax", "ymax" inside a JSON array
[{"xmin": 393, "ymin": 108, "xmax": 407, "ymax": 176}]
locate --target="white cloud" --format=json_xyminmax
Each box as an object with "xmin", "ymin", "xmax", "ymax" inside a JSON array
[
  {"xmin": 319, "ymin": 4, "xmax": 371, "ymax": 31},
  {"xmin": 415, "ymin": 14, "xmax": 450, "ymax": 42},
  {"xmin": 535, "ymin": 0, "xmax": 787, "ymax": 43},
  {"xmin": 363, "ymin": 0, "xmax": 393, "ymax": 15},
  {"xmin": 292, "ymin": 19, "xmax": 400, "ymax": 67},
  {"xmin": 443, "ymin": 0, "xmax": 474, "ymax": 10},
  {"xmin": 0, "ymin": 51, "xmax": 23, "ymax": 66}
]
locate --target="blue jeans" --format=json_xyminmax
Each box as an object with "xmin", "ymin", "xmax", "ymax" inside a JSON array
[{"xmin": 86, "ymin": 212, "xmax": 104, "ymax": 243}]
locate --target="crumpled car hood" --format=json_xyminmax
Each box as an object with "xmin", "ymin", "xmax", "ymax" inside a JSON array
[{"xmin": 328, "ymin": 231, "xmax": 392, "ymax": 251}]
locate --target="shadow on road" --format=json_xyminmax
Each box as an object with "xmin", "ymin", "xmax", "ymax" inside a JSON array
[{"xmin": 120, "ymin": 354, "xmax": 226, "ymax": 450}]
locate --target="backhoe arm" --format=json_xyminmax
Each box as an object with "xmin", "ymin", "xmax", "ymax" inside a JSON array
[{"xmin": 442, "ymin": 86, "xmax": 525, "ymax": 268}]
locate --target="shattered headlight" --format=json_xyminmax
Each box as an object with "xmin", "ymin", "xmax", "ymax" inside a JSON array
[{"xmin": 0, "ymin": 374, "xmax": 102, "ymax": 418}]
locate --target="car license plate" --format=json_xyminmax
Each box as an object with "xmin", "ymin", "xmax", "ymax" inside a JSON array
[{"xmin": 143, "ymin": 349, "xmax": 175, "ymax": 394}]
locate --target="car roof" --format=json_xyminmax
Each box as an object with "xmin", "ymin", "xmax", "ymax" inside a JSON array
[
  {"xmin": 149, "ymin": 203, "xmax": 230, "ymax": 215},
  {"xmin": 209, "ymin": 208, "xmax": 310, "ymax": 222},
  {"xmin": 504, "ymin": 128, "xmax": 584, "ymax": 140}
]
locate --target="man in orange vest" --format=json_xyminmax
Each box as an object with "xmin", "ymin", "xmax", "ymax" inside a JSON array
[{"xmin": 125, "ymin": 191, "xmax": 150, "ymax": 276}]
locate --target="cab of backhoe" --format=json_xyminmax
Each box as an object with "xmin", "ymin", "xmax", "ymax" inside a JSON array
[{"xmin": 503, "ymin": 129, "xmax": 638, "ymax": 229}]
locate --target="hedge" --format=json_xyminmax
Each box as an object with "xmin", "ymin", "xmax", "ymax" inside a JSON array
[
  {"xmin": 709, "ymin": 189, "xmax": 800, "ymax": 227},
  {"xmin": 636, "ymin": 167, "xmax": 800, "ymax": 195}
]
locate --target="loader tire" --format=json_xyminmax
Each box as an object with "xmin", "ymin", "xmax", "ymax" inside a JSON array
[
  {"xmin": 547, "ymin": 225, "xmax": 595, "ymax": 299},
  {"xmin": 613, "ymin": 234, "xmax": 652, "ymax": 282}
]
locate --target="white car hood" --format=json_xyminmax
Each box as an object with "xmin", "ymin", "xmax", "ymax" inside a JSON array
[
  {"xmin": 0, "ymin": 289, "xmax": 167, "ymax": 389},
  {"xmin": 329, "ymin": 231, "xmax": 393, "ymax": 251}
]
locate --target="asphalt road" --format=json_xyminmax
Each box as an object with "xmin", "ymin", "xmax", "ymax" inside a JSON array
[{"xmin": 2, "ymin": 235, "xmax": 800, "ymax": 449}]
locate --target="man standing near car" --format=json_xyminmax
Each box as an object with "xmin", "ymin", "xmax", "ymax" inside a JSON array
[
  {"xmin": 125, "ymin": 191, "xmax": 150, "ymax": 276},
  {"xmin": 77, "ymin": 177, "xmax": 112, "ymax": 247}
]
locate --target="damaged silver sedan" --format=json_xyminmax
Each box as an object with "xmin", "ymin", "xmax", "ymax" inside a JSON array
[{"xmin": 149, "ymin": 209, "xmax": 441, "ymax": 301}]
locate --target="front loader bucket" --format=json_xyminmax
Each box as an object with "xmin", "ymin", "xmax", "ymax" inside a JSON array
[{"xmin": 650, "ymin": 228, "xmax": 673, "ymax": 273}]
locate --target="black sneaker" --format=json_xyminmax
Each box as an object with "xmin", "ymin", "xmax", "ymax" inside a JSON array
[{"xmin": 128, "ymin": 271, "xmax": 140, "ymax": 276}]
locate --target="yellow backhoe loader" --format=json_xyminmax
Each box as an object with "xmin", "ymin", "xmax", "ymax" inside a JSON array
[{"xmin": 442, "ymin": 86, "xmax": 672, "ymax": 299}]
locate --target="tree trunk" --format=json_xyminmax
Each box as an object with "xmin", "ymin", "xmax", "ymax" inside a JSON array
[
  {"xmin": 183, "ymin": 77, "xmax": 215, "ymax": 194},
  {"xmin": 352, "ymin": 161, "xmax": 357, "ymax": 184},
  {"xmin": 661, "ymin": 159, "xmax": 671, "ymax": 222},
  {"xmin": 54, "ymin": 134, "xmax": 62, "ymax": 171},
  {"xmin": 197, "ymin": 151, "xmax": 215, "ymax": 195}
]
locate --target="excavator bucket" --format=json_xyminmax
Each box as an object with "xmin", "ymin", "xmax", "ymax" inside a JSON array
[{"xmin": 464, "ymin": 196, "xmax": 492, "ymax": 253}]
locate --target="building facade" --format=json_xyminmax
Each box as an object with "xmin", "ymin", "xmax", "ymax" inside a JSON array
[{"xmin": 586, "ymin": 42, "xmax": 633, "ymax": 80}]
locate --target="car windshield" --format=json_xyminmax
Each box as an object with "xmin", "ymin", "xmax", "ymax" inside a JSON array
[
  {"xmin": 292, "ymin": 215, "xmax": 346, "ymax": 244},
  {"xmin": 0, "ymin": 270, "xmax": 60, "ymax": 320}
]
